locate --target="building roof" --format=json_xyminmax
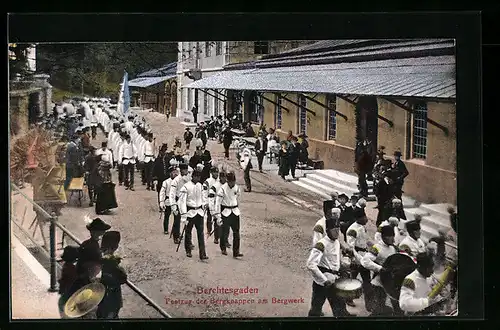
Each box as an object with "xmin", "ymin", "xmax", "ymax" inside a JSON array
[
  {"xmin": 136, "ymin": 62, "xmax": 177, "ymax": 78},
  {"xmin": 128, "ymin": 74, "xmax": 176, "ymax": 88},
  {"xmin": 185, "ymin": 55, "xmax": 455, "ymax": 99}
]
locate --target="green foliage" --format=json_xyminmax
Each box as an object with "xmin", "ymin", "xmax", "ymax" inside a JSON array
[{"xmin": 36, "ymin": 43, "xmax": 178, "ymax": 97}]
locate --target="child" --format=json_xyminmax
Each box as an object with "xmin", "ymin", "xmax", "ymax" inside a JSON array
[
  {"xmin": 97, "ymin": 231, "xmax": 127, "ymax": 319},
  {"xmin": 58, "ymin": 246, "xmax": 80, "ymax": 318}
]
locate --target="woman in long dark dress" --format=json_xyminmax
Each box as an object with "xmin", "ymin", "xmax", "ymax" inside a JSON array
[
  {"xmin": 97, "ymin": 231, "xmax": 127, "ymax": 319},
  {"xmin": 278, "ymin": 141, "xmax": 290, "ymax": 181},
  {"xmin": 298, "ymin": 133, "xmax": 309, "ymax": 164},
  {"xmin": 289, "ymin": 136, "xmax": 301, "ymax": 179},
  {"xmin": 95, "ymin": 157, "xmax": 118, "ymax": 215}
]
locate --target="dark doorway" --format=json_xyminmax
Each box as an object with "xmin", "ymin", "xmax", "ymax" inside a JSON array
[
  {"xmin": 28, "ymin": 93, "xmax": 40, "ymax": 125},
  {"xmin": 355, "ymin": 96, "xmax": 378, "ymax": 149}
]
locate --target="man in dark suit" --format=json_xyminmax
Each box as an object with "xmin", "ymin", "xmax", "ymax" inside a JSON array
[
  {"xmin": 375, "ymin": 171, "xmax": 395, "ymax": 227},
  {"xmin": 254, "ymin": 132, "xmax": 268, "ymax": 173},
  {"xmin": 391, "ymin": 150, "xmax": 409, "ymax": 200}
]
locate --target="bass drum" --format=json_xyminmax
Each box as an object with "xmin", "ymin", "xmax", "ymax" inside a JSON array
[{"xmin": 380, "ymin": 253, "xmax": 417, "ymax": 301}]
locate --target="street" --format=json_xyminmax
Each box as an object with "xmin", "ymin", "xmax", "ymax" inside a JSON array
[{"xmin": 55, "ymin": 110, "xmax": 379, "ymax": 318}]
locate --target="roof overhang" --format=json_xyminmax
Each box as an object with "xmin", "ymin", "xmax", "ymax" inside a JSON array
[
  {"xmin": 128, "ymin": 74, "xmax": 176, "ymax": 88},
  {"xmin": 184, "ymin": 56, "xmax": 455, "ymax": 99}
]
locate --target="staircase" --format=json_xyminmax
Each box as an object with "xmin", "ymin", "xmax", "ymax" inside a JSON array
[{"xmin": 292, "ymin": 169, "xmax": 457, "ymax": 253}]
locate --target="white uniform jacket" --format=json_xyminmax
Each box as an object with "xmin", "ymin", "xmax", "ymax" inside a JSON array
[
  {"xmin": 169, "ymin": 174, "xmax": 191, "ymax": 212},
  {"xmin": 96, "ymin": 148, "xmax": 113, "ymax": 165},
  {"xmin": 143, "ymin": 140, "xmax": 155, "ymax": 163},
  {"xmin": 178, "ymin": 181, "xmax": 207, "ymax": 220},
  {"xmin": 240, "ymin": 147, "xmax": 252, "ymax": 170},
  {"xmin": 312, "ymin": 217, "xmax": 326, "ymax": 247},
  {"xmin": 398, "ymin": 235, "xmax": 427, "ymax": 258},
  {"xmin": 346, "ymin": 222, "xmax": 369, "ymax": 263},
  {"xmin": 118, "ymin": 141, "xmax": 137, "ymax": 165},
  {"xmin": 360, "ymin": 242, "xmax": 398, "ymax": 287},
  {"xmin": 306, "ymin": 236, "xmax": 341, "ymax": 286},
  {"xmin": 214, "ymin": 183, "xmax": 241, "ymax": 218},
  {"xmin": 159, "ymin": 178, "xmax": 174, "ymax": 209},
  {"xmin": 399, "ymin": 269, "xmax": 436, "ymax": 314},
  {"xmin": 207, "ymin": 180, "xmax": 222, "ymax": 215}
]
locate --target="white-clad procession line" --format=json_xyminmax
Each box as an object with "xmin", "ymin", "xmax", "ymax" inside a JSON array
[{"xmin": 11, "ymin": 232, "xmax": 51, "ymax": 289}]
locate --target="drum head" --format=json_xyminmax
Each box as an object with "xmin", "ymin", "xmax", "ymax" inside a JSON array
[
  {"xmin": 380, "ymin": 253, "xmax": 417, "ymax": 300},
  {"xmin": 335, "ymin": 278, "xmax": 362, "ymax": 291}
]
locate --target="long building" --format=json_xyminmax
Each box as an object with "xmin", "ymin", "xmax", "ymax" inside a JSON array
[
  {"xmin": 176, "ymin": 41, "xmax": 316, "ymax": 123},
  {"xmin": 184, "ymin": 39, "xmax": 457, "ymax": 205}
]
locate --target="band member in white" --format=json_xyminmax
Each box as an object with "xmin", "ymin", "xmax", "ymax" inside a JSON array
[
  {"xmin": 169, "ymin": 163, "xmax": 191, "ymax": 244},
  {"xmin": 143, "ymin": 133, "xmax": 156, "ymax": 190},
  {"xmin": 118, "ymin": 134, "xmax": 137, "ymax": 190},
  {"xmin": 208, "ymin": 168, "xmax": 227, "ymax": 245},
  {"xmin": 203, "ymin": 167, "xmax": 219, "ymax": 241},
  {"xmin": 398, "ymin": 219, "xmax": 427, "ymax": 257},
  {"xmin": 178, "ymin": 170, "xmax": 208, "ymax": 260},
  {"xmin": 96, "ymin": 141, "xmax": 114, "ymax": 168},
  {"xmin": 346, "ymin": 215, "xmax": 373, "ymax": 310},
  {"xmin": 360, "ymin": 225, "xmax": 399, "ymax": 316},
  {"xmin": 399, "ymin": 252, "xmax": 443, "ymax": 315},
  {"xmin": 375, "ymin": 217, "xmax": 403, "ymax": 246},
  {"xmin": 306, "ymin": 217, "xmax": 351, "ymax": 317},
  {"xmin": 115, "ymin": 133, "xmax": 126, "ymax": 185},
  {"xmin": 213, "ymin": 171, "xmax": 243, "ymax": 258},
  {"xmin": 239, "ymin": 145, "xmax": 253, "ymax": 192},
  {"xmin": 159, "ymin": 167, "xmax": 178, "ymax": 235},
  {"xmin": 313, "ymin": 202, "xmax": 341, "ymax": 246}
]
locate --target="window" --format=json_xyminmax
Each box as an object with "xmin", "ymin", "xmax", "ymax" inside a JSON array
[
  {"xmin": 274, "ymin": 94, "xmax": 282, "ymax": 129},
  {"xmin": 327, "ymin": 95, "xmax": 337, "ymax": 140},
  {"xmin": 412, "ymin": 102, "xmax": 428, "ymax": 159},
  {"xmin": 254, "ymin": 41, "xmax": 269, "ymax": 55},
  {"xmin": 214, "ymin": 97, "xmax": 220, "ymax": 116},
  {"xmin": 203, "ymin": 93, "xmax": 209, "ymax": 115},
  {"xmin": 205, "ymin": 42, "xmax": 212, "ymax": 57},
  {"xmin": 216, "ymin": 42, "xmax": 222, "ymax": 55},
  {"xmin": 250, "ymin": 93, "xmax": 263, "ymax": 123},
  {"xmin": 298, "ymin": 95, "xmax": 307, "ymax": 134}
]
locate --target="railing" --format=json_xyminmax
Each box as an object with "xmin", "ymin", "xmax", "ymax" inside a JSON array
[{"xmin": 10, "ymin": 183, "xmax": 172, "ymax": 318}]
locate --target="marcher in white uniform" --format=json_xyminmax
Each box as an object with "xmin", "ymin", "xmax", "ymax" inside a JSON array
[
  {"xmin": 159, "ymin": 167, "xmax": 178, "ymax": 235},
  {"xmin": 306, "ymin": 216, "xmax": 350, "ymax": 317},
  {"xmin": 213, "ymin": 171, "xmax": 243, "ymax": 258},
  {"xmin": 361, "ymin": 226, "xmax": 400, "ymax": 316},
  {"xmin": 399, "ymin": 252, "xmax": 444, "ymax": 315},
  {"xmin": 118, "ymin": 135, "xmax": 137, "ymax": 190},
  {"xmin": 207, "ymin": 167, "xmax": 226, "ymax": 245},
  {"xmin": 142, "ymin": 133, "xmax": 156, "ymax": 190},
  {"xmin": 398, "ymin": 220, "xmax": 427, "ymax": 258},
  {"xmin": 169, "ymin": 163, "xmax": 191, "ymax": 244},
  {"xmin": 375, "ymin": 217, "xmax": 403, "ymax": 246},
  {"xmin": 178, "ymin": 170, "xmax": 208, "ymax": 260}
]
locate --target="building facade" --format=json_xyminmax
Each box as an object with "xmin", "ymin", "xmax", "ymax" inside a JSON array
[
  {"xmin": 185, "ymin": 39, "xmax": 457, "ymax": 205},
  {"xmin": 128, "ymin": 62, "xmax": 177, "ymax": 115},
  {"xmin": 176, "ymin": 41, "xmax": 316, "ymax": 122}
]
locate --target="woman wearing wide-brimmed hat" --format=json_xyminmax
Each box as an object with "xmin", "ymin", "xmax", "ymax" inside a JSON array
[{"xmin": 298, "ymin": 132, "xmax": 309, "ymax": 165}]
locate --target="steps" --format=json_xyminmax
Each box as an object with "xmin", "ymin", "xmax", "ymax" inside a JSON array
[{"xmin": 291, "ymin": 169, "xmax": 457, "ymax": 254}]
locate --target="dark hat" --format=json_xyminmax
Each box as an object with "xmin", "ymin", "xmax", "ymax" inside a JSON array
[
  {"xmin": 101, "ymin": 231, "xmax": 121, "ymax": 251},
  {"xmin": 406, "ymin": 220, "xmax": 421, "ymax": 233},
  {"xmin": 179, "ymin": 163, "xmax": 188, "ymax": 170},
  {"xmin": 298, "ymin": 132, "xmax": 308, "ymax": 138},
  {"xmin": 192, "ymin": 169, "xmax": 202, "ymax": 177},
  {"xmin": 226, "ymin": 171, "xmax": 236, "ymax": 181},
  {"xmin": 86, "ymin": 218, "xmax": 111, "ymax": 231},
  {"xmin": 325, "ymin": 216, "xmax": 340, "ymax": 230},
  {"xmin": 380, "ymin": 225, "xmax": 395, "ymax": 237},
  {"xmin": 61, "ymin": 245, "xmax": 80, "ymax": 262},
  {"xmin": 416, "ymin": 252, "xmax": 434, "ymax": 268},
  {"xmin": 323, "ymin": 200, "xmax": 335, "ymax": 218},
  {"xmin": 168, "ymin": 165, "xmax": 177, "ymax": 172},
  {"xmin": 186, "ymin": 127, "xmax": 190, "ymax": 130},
  {"xmin": 394, "ymin": 150, "xmax": 402, "ymax": 157},
  {"xmin": 210, "ymin": 166, "xmax": 219, "ymax": 173},
  {"xmin": 338, "ymin": 193, "xmax": 349, "ymax": 200}
]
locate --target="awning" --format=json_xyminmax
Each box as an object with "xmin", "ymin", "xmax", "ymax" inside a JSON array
[
  {"xmin": 184, "ymin": 56, "xmax": 455, "ymax": 99},
  {"xmin": 128, "ymin": 74, "xmax": 176, "ymax": 88}
]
